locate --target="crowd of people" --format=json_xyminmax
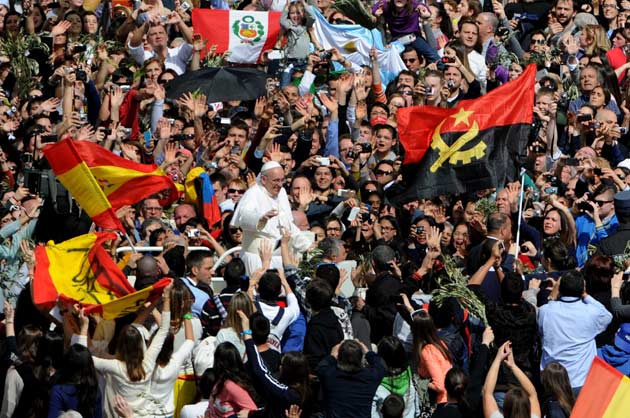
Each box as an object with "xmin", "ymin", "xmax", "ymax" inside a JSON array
[{"xmin": 1, "ymin": 0, "xmax": 630, "ymax": 417}]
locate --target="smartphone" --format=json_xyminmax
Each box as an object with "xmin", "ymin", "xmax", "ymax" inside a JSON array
[
  {"xmin": 565, "ymin": 158, "xmax": 579, "ymax": 166},
  {"xmin": 267, "ymin": 50, "xmax": 285, "ymax": 60},
  {"xmin": 397, "ymin": 34, "xmax": 416, "ymax": 45},
  {"xmin": 337, "ymin": 189, "xmax": 351, "ymax": 198},
  {"xmin": 180, "ymin": 1, "xmax": 191, "ymax": 11},
  {"xmin": 143, "ymin": 130, "xmax": 152, "ymax": 148},
  {"xmin": 544, "ymin": 186, "xmax": 558, "ymax": 194},
  {"xmin": 41, "ymin": 134, "xmax": 58, "ymax": 143},
  {"xmin": 317, "ymin": 157, "xmax": 330, "ymax": 166},
  {"xmin": 347, "ymin": 207, "xmax": 361, "ymax": 222}
]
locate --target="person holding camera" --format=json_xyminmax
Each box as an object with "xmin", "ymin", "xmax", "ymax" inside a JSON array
[{"xmin": 574, "ymin": 184, "xmax": 619, "ymax": 267}]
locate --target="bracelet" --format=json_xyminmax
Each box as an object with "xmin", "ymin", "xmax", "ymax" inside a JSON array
[
  {"xmin": 240, "ymin": 329, "xmax": 252, "ymax": 337},
  {"xmin": 183, "ymin": 313, "xmax": 193, "ymax": 320}
]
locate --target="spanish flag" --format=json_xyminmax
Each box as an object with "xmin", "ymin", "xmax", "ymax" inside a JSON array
[
  {"xmin": 43, "ymin": 139, "xmax": 179, "ymax": 226},
  {"xmin": 570, "ymin": 357, "xmax": 630, "ymax": 418},
  {"xmin": 42, "ymin": 139, "xmax": 123, "ymax": 231},
  {"xmin": 33, "ymin": 232, "xmax": 169, "ymax": 319},
  {"xmin": 184, "ymin": 167, "xmax": 221, "ymax": 227}
]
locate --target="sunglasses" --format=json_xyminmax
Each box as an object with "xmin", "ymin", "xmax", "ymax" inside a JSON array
[
  {"xmin": 229, "ymin": 228, "xmax": 242, "ymax": 234},
  {"xmin": 531, "ymin": 39, "xmax": 546, "ymax": 45},
  {"xmin": 375, "ymin": 169, "xmax": 393, "ymax": 176},
  {"xmin": 595, "ymin": 200, "xmax": 613, "ymax": 206},
  {"xmin": 228, "ymin": 188, "xmax": 245, "ymax": 194}
]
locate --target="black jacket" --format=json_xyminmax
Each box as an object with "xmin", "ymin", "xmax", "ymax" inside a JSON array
[
  {"xmin": 304, "ymin": 307, "xmax": 344, "ymax": 370},
  {"xmin": 597, "ymin": 223, "xmax": 630, "ymax": 258},
  {"xmin": 364, "ymin": 272, "xmax": 403, "ymax": 344}
]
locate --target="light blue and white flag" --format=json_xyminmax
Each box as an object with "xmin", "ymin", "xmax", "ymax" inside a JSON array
[{"xmin": 311, "ymin": 7, "xmax": 406, "ymax": 87}]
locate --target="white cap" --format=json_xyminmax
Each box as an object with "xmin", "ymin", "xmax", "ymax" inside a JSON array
[
  {"xmin": 618, "ymin": 159, "xmax": 630, "ymax": 171},
  {"xmin": 261, "ymin": 161, "xmax": 282, "ymax": 172},
  {"xmin": 0, "ymin": 0, "xmax": 9, "ymax": 10}
]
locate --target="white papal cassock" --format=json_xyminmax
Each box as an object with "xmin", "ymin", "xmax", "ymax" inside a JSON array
[{"xmin": 231, "ymin": 179, "xmax": 311, "ymax": 275}]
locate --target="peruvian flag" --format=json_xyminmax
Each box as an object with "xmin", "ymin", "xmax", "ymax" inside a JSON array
[{"xmin": 192, "ymin": 9, "xmax": 281, "ymax": 64}]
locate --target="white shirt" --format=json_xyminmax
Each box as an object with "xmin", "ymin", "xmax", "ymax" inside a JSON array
[
  {"xmin": 181, "ymin": 400, "xmax": 209, "ymax": 418},
  {"xmin": 127, "ymin": 41, "xmax": 193, "ymax": 75},
  {"xmin": 467, "ymin": 50, "xmax": 488, "ymax": 92}
]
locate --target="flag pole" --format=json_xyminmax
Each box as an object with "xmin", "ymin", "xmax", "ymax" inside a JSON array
[
  {"xmin": 514, "ymin": 168, "xmax": 526, "ymax": 266},
  {"xmin": 124, "ymin": 233, "xmax": 137, "ymax": 254}
]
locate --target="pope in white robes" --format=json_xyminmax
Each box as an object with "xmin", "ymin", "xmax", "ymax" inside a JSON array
[{"xmin": 231, "ymin": 162, "xmax": 311, "ymax": 275}]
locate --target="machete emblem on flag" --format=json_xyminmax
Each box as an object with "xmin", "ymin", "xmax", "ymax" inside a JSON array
[
  {"xmin": 429, "ymin": 108, "xmax": 485, "ymax": 173},
  {"xmin": 232, "ymin": 15, "xmax": 265, "ymax": 43}
]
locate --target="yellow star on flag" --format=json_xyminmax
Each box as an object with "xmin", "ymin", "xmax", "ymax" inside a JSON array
[{"xmin": 450, "ymin": 108, "xmax": 474, "ymax": 128}]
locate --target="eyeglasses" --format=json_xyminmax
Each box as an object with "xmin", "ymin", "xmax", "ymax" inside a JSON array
[
  {"xmin": 531, "ymin": 39, "xmax": 546, "ymax": 45},
  {"xmin": 229, "ymin": 228, "xmax": 242, "ymax": 234},
  {"xmin": 595, "ymin": 200, "xmax": 613, "ymax": 206},
  {"xmin": 228, "ymin": 188, "xmax": 245, "ymax": 194},
  {"xmin": 375, "ymin": 169, "xmax": 393, "ymax": 176}
]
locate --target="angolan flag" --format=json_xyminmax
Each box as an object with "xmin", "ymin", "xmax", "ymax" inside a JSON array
[
  {"xmin": 396, "ymin": 64, "xmax": 536, "ymax": 200},
  {"xmin": 192, "ymin": 9, "xmax": 281, "ymax": 64}
]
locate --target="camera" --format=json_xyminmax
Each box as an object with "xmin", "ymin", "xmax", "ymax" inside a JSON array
[
  {"xmin": 594, "ymin": 168, "xmax": 603, "ymax": 176},
  {"xmin": 75, "ymin": 69, "xmax": 87, "ymax": 82},
  {"xmin": 545, "ymin": 174, "xmax": 557, "ymax": 183},
  {"xmin": 102, "ymin": 128, "xmax": 112, "ymax": 135},
  {"xmin": 172, "ymin": 133, "xmax": 195, "ymax": 141},
  {"xmin": 497, "ymin": 27, "xmax": 510, "ymax": 37},
  {"xmin": 187, "ymin": 229, "xmax": 200, "ymax": 238},
  {"xmin": 558, "ymin": 92, "xmax": 569, "ymax": 109},
  {"xmin": 167, "ymin": 118, "xmax": 175, "ymax": 125},
  {"xmin": 520, "ymin": 244, "xmax": 529, "ymax": 253},
  {"xmin": 416, "ymin": 226, "xmax": 425, "ymax": 234},
  {"xmin": 533, "ymin": 208, "xmax": 542, "ymax": 217},
  {"xmin": 532, "ymin": 144, "xmax": 546, "ymax": 154},
  {"xmin": 120, "ymin": 85, "xmax": 131, "ymax": 93},
  {"xmin": 360, "ymin": 142, "xmax": 372, "ymax": 153},
  {"xmin": 618, "ymin": 127, "xmax": 628, "ymax": 135},
  {"xmin": 20, "ymin": 153, "xmax": 33, "ymax": 163},
  {"xmin": 577, "ymin": 113, "xmax": 592, "ymax": 122},
  {"xmin": 319, "ymin": 50, "xmax": 333, "ymax": 61},
  {"xmin": 347, "ymin": 150, "xmax": 357, "ymax": 159},
  {"xmin": 577, "ymin": 200, "xmax": 593, "ymax": 212},
  {"xmin": 5, "ymin": 106, "xmax": 17, "ymax": 117},
  {"xmin": 544, "ymin": 186, "xmax": 558, "ymax": 194},
  {"xmin": 447, "ymin": 79, "xmax": 456, "ymax": 90},
  {"xmin": 73, "ymin": 44, "xmax": 87, "ymax": 54},
  {"xmin": 590, "ymin": 121, "xmax": 602, "ymax": 129},
  {"xmin": 121, "ymin": 128, "xmax": 132, "ymax": 136},
  {"xmin": 231, "ymin": 144, "xmax": 241, "ymax": 154},
  {"xmin": 565, "ymin": 157, "xmax": 579, "ymax": 166},
  {"xmin": 441, "ymin": 56, "xmax": 455, "ymax": 63}
]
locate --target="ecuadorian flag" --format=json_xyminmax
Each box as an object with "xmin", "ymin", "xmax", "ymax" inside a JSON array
[
  {"xmin": 570, "ymin": 357, "xmax": 630, "ymax": 418},
  {"xmin": 184, "ymin": 167, "xmax": 222, "ymax": 228}
]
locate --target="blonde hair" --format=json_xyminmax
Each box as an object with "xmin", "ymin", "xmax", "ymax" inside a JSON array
[
  {"xmin": 223, "ymin": 292, "xmax": 254, "ymax": 336},
  {"xmin": 584, "ymin": 25, "xmax": 611, "ymax": 56}
]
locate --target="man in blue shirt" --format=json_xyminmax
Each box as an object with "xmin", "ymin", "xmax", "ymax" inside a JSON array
[
  {"xmin": 575, "ymin": 185, "xmax": 619, "ymax": 267},
  {"xmin": 538, "ymin": 270, "xmax": 612, "ymax": 391}
]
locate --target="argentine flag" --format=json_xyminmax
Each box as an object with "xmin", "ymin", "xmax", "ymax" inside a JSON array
[{"xmin": 311, "ymin": 7, "xmax": 406, "ymax": 87}]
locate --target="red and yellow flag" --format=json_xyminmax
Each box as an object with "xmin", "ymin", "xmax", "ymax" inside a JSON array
[
  {"xmin": 43, "ymin": 139, "xmax": 178, "ymax": 228},
  {"xmin": 42, "ymin": 139, "xmax": 123, "ymax": 231},
  {"xmin": 570, "ymin": 357, "xmax": 630, "ymax": 418},
  {"xmin": 33, "ymin": 232, "xmax": 169, "ymax": 319}
]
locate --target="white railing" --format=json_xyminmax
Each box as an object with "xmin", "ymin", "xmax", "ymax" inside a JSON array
[{"xmin": 119, "ymin": 246, "xmax": 242, "ymax": 294}]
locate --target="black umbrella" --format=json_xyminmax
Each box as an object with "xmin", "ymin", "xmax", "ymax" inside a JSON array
[{"xmin": 166, "ymin": 67, "xmax": 269, "ymax": 102}]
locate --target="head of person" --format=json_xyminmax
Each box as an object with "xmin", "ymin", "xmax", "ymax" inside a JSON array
[
  {"xmin": 290, "ymin": 175, "xmax": 312, "ymax": 202},
  {"xmin": 424, "ymin": 70, "xmax": 445, "ymax": 104},
  {"xmin": 541, "ymin": 238, "xmax": 575, "ymax": 271},
  {"xmin": 213, "ymin": 341, "xmax": 253, "ymax": 396},
  {"xmin": 258, "ymin": 270, "xmax": 282, "ymax": 301},
  {"xmin": 487, "ymin": 212, "xmax": 512, "ymax": 241},
  {"xmin": 583, "ymin": 255, "xmax": 615, "ymax": 294},
  {"xmin": 318, "ymin": 237, "xmax": 347, "ymax": 262},
  {"xmin": 225, "ymin": 291, "xmax": 254, "ymax": 336},
  {"xmin": 458, "ymin": 18, "xmax": 480, "ymax": 51},
  {"xmin": 292, "ymin": 210, "xmax": 310, "ymax": 231},
  {"xmin": 445, "ymin": 368, "xmax": 469, "ymax": 403},
  {"xmin": 543, "ymin": 208, "xmax": 572, "ymax": 245},
  {"xmin": 147, "ymin": 23, "xmax": 168, "ymax": 48},
  {"xmin": 324, "ymin": 216, "xmax": 343, "ymax": 239},
  {"xmin": 115, "ymin": 324, "xmax": 147, "ymax": 381},
  {"xmin": 250, "ymin": 311, "xmax": 271, "ymax": 345},
  {"xmin": 169, "ymin": 279, "xmax": 194, "ymax": 330},
  {"xmin": 57, "ymin": 344, "xmax": 99, "ymax": 417},
  {"xmin": 614, "ymin": 190, "xmax": 630, "ymax": 223},
  {"xmin": 554, "ymin": 0, "xmax": 577, "ymax": 26},
  {"xmin": 411, "ymin": 310, "xmax": 452, "ymax": 364},
  {"xmin": 374, "ymin": 159, "xmax": 396, "ymax": 186},
  {"xmin": 141, "ymin": 196, "xmax": 163, "ymax": 220},
  {"xmin": 17, "ymin": 325, "xmax": 43, "ymax": 364},
  {"xmin": 371, "ymin": 245, "xmax": 396, "ymax": 274},
  {"xmin": 475, "ymin": 12, "xmax": 498, "ymax": 40},
  {"xmin": 379, "ymin": 215, "xmax": 400, "ymax": 242},
  {"xmin": 135, "ymin": 255, "xmax": 160, "ymax": 290},
  {"xmin": 611, "ymin": 28, "xmax": 627, "ymax": 49},
  {"xmin": 381, "ymin": 394, "xmax": 405, "ymax": 418},
  {"xmin": 337, "ymin": 340, "xmax": 365, "ymax": 373},
  {"xmin": 401, "ymin": 46, "xmax": 422, "ymax": 72},
  {"xmin": 226, "ymin": 178, "xmax": 247, "ymax": 204},
  {"xmin": 260, "ymin": 163, "xmax": 285, "ymax": 197},
  {"xmin": 186, "ymin": 250, "xmax": 214, "ymax": 284},
  {"xmin": 226, "ymin": 120, "xmax": 249, "ymax": 148},
  {"xmin": 501, "ymin": 272, "xmax": 525, "ymax": 304},
  {"xmin": 306, "ymin": 279, "xmax": 334, "ymax": 312},
  {"xmin": 503, "ymin": 386, "xmax": 532, "ymax": 418},
  {"xmin": 278, "ymin": 351, "xmax": 311, "ymax": 403},
  {"xmin": 559, "ymin": 270, "xmax": 585, "ymax": 298},
  {"xmin": 314, "ymin": 165, "xmax": 335, "ymax": 191},
  {"xmin": 579, "ymin": 65, "xmax": 603, "ymax": 94},
  {"xmin": 541, "ymin": 362, "xmax": 575, "ymax": 415},
  {"xmin": 589, "ymin": 85, "xmax": 610, "ymax": 109},
  {"xmin": 315, "ymin": 263, "xmax": 341, "ymax": 291},
  {"xmin": 377, "ymin": 336, "xmax": 408, "ymax": 372},
  {"xmin": 174, "ymin": 203, "xmax": 196, "ymax": 232},
  {"xmin": 223, "ymin": 258, "xmax": 246, "ymax": 290}
]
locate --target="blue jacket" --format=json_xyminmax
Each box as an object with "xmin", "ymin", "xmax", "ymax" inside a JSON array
[
  {"xmin": 575, "ymin": 213, "xmax": 619, "ymax": 267},
  {"xmin": 598, "ymin": 345, "xmax": 630, "ymax": 376}
]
